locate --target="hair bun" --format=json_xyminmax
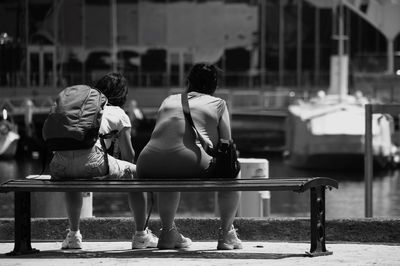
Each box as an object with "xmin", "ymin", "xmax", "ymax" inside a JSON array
[{"xmin": 187, "ymin": 63, "xmax": 218, "ymax": 94}]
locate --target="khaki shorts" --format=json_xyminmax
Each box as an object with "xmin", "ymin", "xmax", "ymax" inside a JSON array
[{"xmin": 50, "ymin": 145, "xmax": 136, "ymax": 180}]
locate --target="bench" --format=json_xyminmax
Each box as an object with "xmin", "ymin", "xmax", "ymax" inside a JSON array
[{"xmin": 0, "ymin": 176, "xmax": 338, "ymax": 257}]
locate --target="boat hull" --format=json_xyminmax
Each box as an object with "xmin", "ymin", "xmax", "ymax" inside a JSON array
[{"xmin": 285, "ymin": 95, "xmax": 395, "ymax": 170}]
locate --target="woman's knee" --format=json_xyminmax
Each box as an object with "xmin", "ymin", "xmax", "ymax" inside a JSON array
[{"xmin": 108, "ymin": 156, "xmax": 136, "ymax": 179}]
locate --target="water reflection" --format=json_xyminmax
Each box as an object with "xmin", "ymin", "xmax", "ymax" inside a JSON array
[
  {"xmin": 0, "ymin": 160, "xmax": 18, "ymax": 179},
  {"xmin": 1, "ymin": 155, "xmax": 400, "ymax": 218},
  {"xmin": 266, "ymin": 153, "xmax": 400, "ymax": 218}
]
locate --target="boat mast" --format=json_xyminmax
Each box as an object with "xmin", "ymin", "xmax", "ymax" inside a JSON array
[
  {"xmin": 110, "ymin": 0, "xmax": 117, "ymax": 72},
  {"xmin": 25, "ymin": 0, "xmax": 29, "ymax": 89},
  {"xmin": 331, "ymin": 0, "xmax": 348, "ymax": 100},
  {"xmin": 53, "ymin": 0, "xmax": 58, "ymax": 88},
  {"xmin": 259, "ymin": 0, "xmax": 266, "ymax": 88},
  {"xmin": 338, "ymin": 0, "xmax": 344, "ymax": 101}
]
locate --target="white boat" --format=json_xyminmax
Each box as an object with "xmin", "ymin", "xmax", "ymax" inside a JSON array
[
  {"xmin": 284, "ymin": 93, "xmax": 396, "ymax": 170},
  {"xmin": 0, "ymin": 109, "xmax": 20, "ymax": 159},
  {"xmin": 284, "ymin": 0, "xmax": 400, "ymax": 171}
]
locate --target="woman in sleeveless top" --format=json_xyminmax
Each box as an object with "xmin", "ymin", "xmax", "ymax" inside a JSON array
[{"xmin": 137, "ymin": 63, "xmax": 242, "ymax": 250}]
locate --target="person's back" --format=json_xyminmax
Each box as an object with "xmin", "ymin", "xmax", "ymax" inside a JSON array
[
  {"xmin": 137, "ymin": 92, "xmax": 226, "ymax": 179},
  {"xmin": 149, "ymin": 92, "xmax": 224, "ymax": 149},
  {"xmin": 95, "ymin": 104, "xmax": 130, "ymax": 161}
]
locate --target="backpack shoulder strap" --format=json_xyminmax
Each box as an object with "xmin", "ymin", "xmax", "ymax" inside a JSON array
[{"xmin": 98, "ymin": 130, "xmax": 119, "ymax": 176}]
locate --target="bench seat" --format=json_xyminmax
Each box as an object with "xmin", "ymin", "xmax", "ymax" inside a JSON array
[
  {"xmin": 0, "ymin": 176, "xmax": 338, "ymax": 257},
  {"xmin": 0, "ymin": 176, "xmax": 337, "ymax": 192}
]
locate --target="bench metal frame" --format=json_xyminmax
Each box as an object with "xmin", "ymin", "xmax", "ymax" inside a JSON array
[{"xmin": 0, "ymin": 177, "xmax": 338, "ymax": 257}]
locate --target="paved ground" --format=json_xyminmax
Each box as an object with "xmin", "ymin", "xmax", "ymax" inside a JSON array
[{"xmin": 0, "ymin": 241, "xmax": 399, "ymax": 266}]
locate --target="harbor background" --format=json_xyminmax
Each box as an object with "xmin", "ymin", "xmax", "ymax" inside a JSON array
[{"xmin": 1, "ymin": 0, "xmax": 400, "ymax": 221}]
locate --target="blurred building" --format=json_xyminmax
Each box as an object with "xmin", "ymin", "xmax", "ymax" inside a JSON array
[{"xmin": 0, "ymin": 0, "xmax": 399, "ymax": 92}]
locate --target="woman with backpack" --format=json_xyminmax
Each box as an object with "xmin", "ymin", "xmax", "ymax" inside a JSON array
[{"xmin": 48, "ymin": 73, "xmax": 158, "ymax": 250}]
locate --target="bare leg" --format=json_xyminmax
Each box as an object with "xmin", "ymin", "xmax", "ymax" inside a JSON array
[
  {"xmin": 158, "ymin": 192, "xmax": 180, "ymax": 229},
  {"xmin": 217, "ymin": 191, "xmax": 240, "ymax": 231},
  {"xmin": 128, "ymin": 192, "xmax": 147, "ymax": 231},
  {"xmin": 130, "ymin": 193, "xmax": 159, "ymax": 249},
  {"xmin": 65, "ymin": 192, "xmax": 83, "ymax": 231}
]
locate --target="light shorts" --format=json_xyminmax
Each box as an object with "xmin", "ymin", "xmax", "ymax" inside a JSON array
[{"xmin": 50, "ymin": 145, "xmax": 136, "ymax": 180}]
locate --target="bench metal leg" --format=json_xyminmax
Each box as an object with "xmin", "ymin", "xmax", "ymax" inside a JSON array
[
  {"xmin": 7, "ymin": 191, "xmax": 39, "ymax": 256},
  {"xmin": 307, "ymin": 186, "xmax": 332, "ymax": 257}
]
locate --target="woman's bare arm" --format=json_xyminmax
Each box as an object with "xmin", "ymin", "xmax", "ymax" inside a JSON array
[
  {"xmin": 119, "ymin": 127, "xmax": 136, "ymax": 163},
  {"xmin": 218, "ymin": 103, "xmax": 232, "ymax": 140}
]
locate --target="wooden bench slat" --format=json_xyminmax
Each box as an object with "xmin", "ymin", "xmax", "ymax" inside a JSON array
[{"xmin": 0, "ymin": 177, "xmax": 338, "ymax": 193}]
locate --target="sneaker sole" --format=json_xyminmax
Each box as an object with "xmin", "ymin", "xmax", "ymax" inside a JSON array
[
  {"xmin": 132, "ymin": 243, "xmax": 158, "ymax": 249},
  {"xmin": 61, "ymin": 246, "xmax": 82, "ymax": 250},
  {"xmin": 217, "ymin": 243, "xmax": 243, "ymax": 250},
  {"xmin": 157, "ymin": 239, "xmax": 192, "ymax": 249}
]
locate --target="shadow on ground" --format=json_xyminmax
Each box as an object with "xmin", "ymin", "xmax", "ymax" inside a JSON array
[{"xmin": 0, "ymin": 248, "xmax": 307, "ymax": 260}]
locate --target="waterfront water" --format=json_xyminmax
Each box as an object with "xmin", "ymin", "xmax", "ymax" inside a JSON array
[{"xmin": 0, "ymin": 153, "xmax": 399, "ymax": 219}]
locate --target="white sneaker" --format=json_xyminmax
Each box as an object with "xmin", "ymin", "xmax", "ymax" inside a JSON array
[
  {"xmin": 132, "ymin": 228, "xmax": 159, "ymax": 249},
  {"xmin": 157, "ymin": 227, "xmax": 192, "ymax": 249},
  {"xmin": 217, "ymin": 226, "xmax": 243, "ymax": 250},
  {"xmin": 61, "ymin": 230, "xmax": 82, "ymax": 249}
]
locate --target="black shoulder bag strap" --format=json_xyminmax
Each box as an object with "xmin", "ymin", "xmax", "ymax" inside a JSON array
[{"xmin": 181, "ymin": 93, "xmax": 214, "ymax": 156}]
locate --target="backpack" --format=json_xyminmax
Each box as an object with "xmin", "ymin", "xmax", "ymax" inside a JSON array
[{"xmin": 42, "ymin": 85, "xmax": 108, "ymax": 151}]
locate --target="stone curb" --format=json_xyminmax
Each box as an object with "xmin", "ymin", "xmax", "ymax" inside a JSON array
[{"xmin": 1, "ymin": 217, "xmax": 399, "ymax": 243}]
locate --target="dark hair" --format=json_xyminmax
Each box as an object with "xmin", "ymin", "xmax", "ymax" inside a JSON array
[
  {"xmin": 187, "ymin": 63, "xmax": 219, "ymax": 95},
  {"xmin": 95, "ymin": 72, "xmax": 128, "ymax": 107}
]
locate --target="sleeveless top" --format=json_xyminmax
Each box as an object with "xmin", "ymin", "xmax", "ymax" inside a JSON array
[{"xmin": 136, "ymin": 92, "xmax": 227, "ymax": 179}]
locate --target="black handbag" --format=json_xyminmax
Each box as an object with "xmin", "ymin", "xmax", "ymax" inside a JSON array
[{"xmin": 181, "ymin": 93, "xmax": 240, "ymax": 179}]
